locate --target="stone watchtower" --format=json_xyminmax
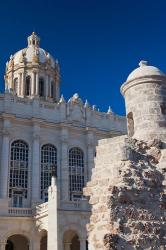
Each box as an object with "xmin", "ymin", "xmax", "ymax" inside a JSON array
[
  {"xmin": 121, "ymin": 60, "xmax": 166, "ymax": 141},
  {"xmin": 84, "ymin": 61, "xmax": 166, "ymax": 250}
]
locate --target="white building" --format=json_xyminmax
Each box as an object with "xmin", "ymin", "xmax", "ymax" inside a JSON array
[{"xmin": 0, "ymin": 32, "xmax": 126, "ymax": 250}]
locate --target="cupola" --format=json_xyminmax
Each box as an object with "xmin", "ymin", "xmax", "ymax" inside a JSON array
[{"xmin": 27, "ymin": 32, "xmax": 40, "ymax": 48}]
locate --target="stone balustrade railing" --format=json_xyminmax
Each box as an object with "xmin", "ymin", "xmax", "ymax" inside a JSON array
[
  {"xmin": 60, "ymin": 199, "xmax": 91, "ymax": 212},
  {"xmin": 3, "ymin": 199, "xmax": 90, "ymax": 218},
  {"xmin": 8, "ymin": 207, "xmax": 32, "ymax": 216}
]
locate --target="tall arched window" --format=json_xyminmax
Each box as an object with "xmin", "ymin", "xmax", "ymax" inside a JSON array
[
  {"xmin": 9, "ymin": 140, "xmax": 29, "ymax": 207},
  {"xmin": 39, "ymin": 78, "xmax": 44, "ymax": 97},
  {"xmin": 69, "ymin": 147, "xmax": 84, "ymax": 201},
  {"xmin": 41, "ymin": 144, "xmax": 57, "ymax": 201},
  {"xmin": 25, "ymin": 76, "xmax": 31, "ymax": 96},
  {"xmin": 13, "ymin": 78, "xmax": 18, "ymax": 94}
]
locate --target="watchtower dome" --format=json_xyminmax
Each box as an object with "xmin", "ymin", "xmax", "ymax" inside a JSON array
[
  {"xmin": 121, "ymin": 60, "xmax": 166, "ymax": 141},
  {"xmin": 4, "ymin": 32, "xmax": 60, "ymax": 102}
]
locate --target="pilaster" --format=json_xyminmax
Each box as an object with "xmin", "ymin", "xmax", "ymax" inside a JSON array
[
  {"xmin": 60, "ymin": 127, "xmax": 69, "ymax": 201},
  {"xmin": 0, "ymin": 240, "xmax": 7, "ymax": 250},
  {"xmin": 80, "ymin": 238, "xmax": 87, "ymax": 250},
  {"xmin": 31, "ymin": 236, "xmax": 40, "ymax": 250},
  {"xmin": 31, "ymin": 124, "xmax": 41, "ymax": 205},
  {"xmin": 87, "ymin": 131, "xmax": 95, "ymax": 181},
  {"xmin": 36, "ymin": 72, "xmax": 39, "ymax": 96},
  {"xmin": 0, "ymin": 120, "xmax": 10, "ymax": 198}
]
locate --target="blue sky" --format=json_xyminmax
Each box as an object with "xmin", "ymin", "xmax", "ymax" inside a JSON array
[{"xmin": 0, "ymin": 0, "xmax": 166, "ymax": 115}]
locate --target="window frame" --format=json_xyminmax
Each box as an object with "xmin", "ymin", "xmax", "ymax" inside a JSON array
[
  {"xmin": 69, "ymin": 147, "xmax": 85, "ymax": 201},
  {"xmin": 9, "ymin": 140, "xmax": 29, "ymax": 204},
  {"xmin": 40, "ymin": 144, "xmax": 57, "ymax": 201}
]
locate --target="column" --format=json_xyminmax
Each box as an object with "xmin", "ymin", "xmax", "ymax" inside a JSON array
[
  {"xmin": 31, "ymin": 72, "xmax": 36, "ymax": 96},
  {"xmin": 31, "ymin": 125, "xmax": 40, "ymax": 205},
  {"xmin": 18, "ymin": 72, "xmax": 22, "ymax": 96},
  {"xmin": 49, "ymin": 81, "xmax": 52, "ymax": 98},
  {"xmin": 9, "ymin": 72, "xmax": 13, "ymax": 90},
  {"xmin": 36, "ymin": 72, "xmax": 39, "ymax": 96},
  {"xmin": 60, "ymin": 128, "xmax": 69, "ymax": 201},
  {"xmin": 45, "ymin": 75, "xmax": 49, "ymax": 99},
  {"xmin": 11, "ymin": 71, "xmax": 14, "ymax": 90},
  {"xmin": 0, "ymin": 240, "xmax": 7, "ymax": 250},
  {"xmin": 31, "ymin": 237, "xmax": 40, "ymax": 250},
  {"xmin": 56, "ymin": 82, "xmax": 60, "ymax": 101},
  {"xmin": 21, "ymin": 71, "xmax": 25, "ymax": 96},
  {"xmin": 0, "ymin": 128, "xmax": 10, "ymax": 198},
  {"xmin": 80, "ymin": 238, "xmax": 87, "ymax": 250},
  {"xmin": 64, "ymin": 242, "xmax": 71, "ymax": 250}
]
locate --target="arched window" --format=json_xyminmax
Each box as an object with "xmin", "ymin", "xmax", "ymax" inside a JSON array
[
  {"xmin": 39, "ymin": 78, "xmax": 44, "ymax": 97},
  {"xmin": 25, "ymin": 76, "xmax": 31, "ymax": 96},
  {"xmin": 50, "ymin": 81, "xmax": 54, "ymax": 98},
  {"xmin": 13, "ymin": 78, "xmax": 18, "ymax": 94},
  {"xmin": 41, "ymin": 144, "xmax": 57, "ymax": 201},
  {"xmin": 69, "ymin": 147, "xmax": 84, "ymax": 201},
  {"xmin": 9, "ymin": 140, "xmax": 29, "ymax": 207}
]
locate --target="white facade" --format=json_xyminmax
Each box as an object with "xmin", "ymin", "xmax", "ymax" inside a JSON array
[{"xmin": 0, "ymin": 33, "xmax": 126, "ymax": 250}]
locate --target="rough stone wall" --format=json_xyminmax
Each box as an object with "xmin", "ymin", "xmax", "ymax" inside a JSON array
[{"xmin": 84, "ymin": 136, "xmax": 166, "ymax": 250}]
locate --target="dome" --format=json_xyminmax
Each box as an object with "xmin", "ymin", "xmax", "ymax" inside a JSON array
[
  {"xmin": 11, "ymin": 32, "xmax": 56, "ymax": 68},
  {"xmin": 127, "ymin": 60, "xmax": 165, "ymax": 81}
]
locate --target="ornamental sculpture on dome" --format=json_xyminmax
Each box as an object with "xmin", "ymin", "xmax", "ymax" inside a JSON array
[
  {"xmin": 19, "ymin": 49, "xmax": 27, "ymax": 63},
  {"xmin": 138, "ymin": 60, "xmax": 148, "ymax": 67},
  {"xmin": 32, "ymin": 50, "xmax": 39, "ymax": 63},
  {"xmin": 8, "ymin": 55, "xmax": 14, "ymax": 70}
]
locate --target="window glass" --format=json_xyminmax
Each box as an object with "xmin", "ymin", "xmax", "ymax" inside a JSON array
[
  {"xmin": 9, "ymin": 140, "xmax": 29, "ymax": 205},
  {"xmin": 41, "ymin": 144, "xmax": 57, "ymax": 200},
  {"xmin": 69, "ymin": 147, "xmax": 84, "ymax": 201}
]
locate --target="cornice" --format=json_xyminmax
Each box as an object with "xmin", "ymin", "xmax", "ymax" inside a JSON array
[{"xmin": 121, "ymin": 75, "xmax": 166, "ymax": 96}]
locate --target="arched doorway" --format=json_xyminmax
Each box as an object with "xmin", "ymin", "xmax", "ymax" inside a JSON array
[
  {"xmin": 5, "ymin": 235, "xmax": 29, "ymax": 250},
  {"xmin": 71, "ymin": 235, "xmax": 80, "ymax": 250},
  {"xmin": 40, "ymin": 235, "xmax": 47, "ymax": 250},
  {"xmin": 63, "ymin": 230, "xmax": 80, "ymax": 250}
]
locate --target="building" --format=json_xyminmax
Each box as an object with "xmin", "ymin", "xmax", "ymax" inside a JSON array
[
  {"xmin": 84, "ymin": 61, "xmax": 166, "ymax": 249},
  {"xmin": 0, "ymin": 32, "xmax": 126, "ymax": 250}
]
